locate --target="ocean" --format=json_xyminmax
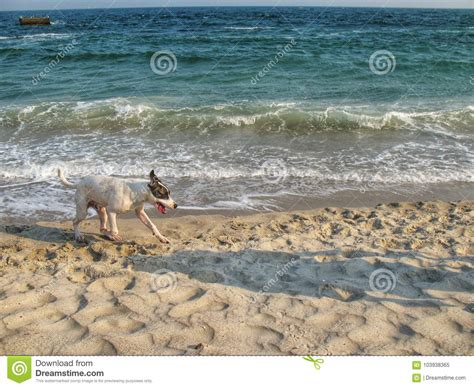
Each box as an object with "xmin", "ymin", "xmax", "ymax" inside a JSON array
[{"xmin": 0, "ymin": 7, "xmax": 473, "ymax": 222}]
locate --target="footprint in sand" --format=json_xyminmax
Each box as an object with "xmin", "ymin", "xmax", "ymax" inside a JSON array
[
  {"xmin": 157, "ymin": 286, "xmax": 206, "ymax": 305},
  {"xmin": 168, "ymin": 291, "xmax": 228, "ymax": 319},
  {"xmin": 61, "ymin": 338, "xmax": 117, "ymax": 356},
  {"xmin": 89, "ymin": 317, "xmax": 145, "ymax": 335},
  {"xmin": 167, "ymin": 323, "xmax": 215, "ymax": 351},
  {"xmin": 73, "ymin": 304, "xmax": 131, "ymax": 326},
  {"xmin": 318, "ymin": 284, "xmax": 365, "ymax": 302},
  {"xmin": 238, "ymin": 325, "xmax": 284, "ymax": 353},
  {"xmin": 0, "ymin": 291, "xmax": 57, "ymax": 315},
  {"xmin": 189, "ymin": 270, "xmax": 225, "ymax": 284},
  {"xmin": 4, "ymin": 305, "xmax": 65, "ymax": 330}
]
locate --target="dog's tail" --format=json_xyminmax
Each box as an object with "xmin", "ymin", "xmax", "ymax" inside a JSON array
[{"xmin": 57, "ymin": 168, "xmax": 76, "ymax": 188}]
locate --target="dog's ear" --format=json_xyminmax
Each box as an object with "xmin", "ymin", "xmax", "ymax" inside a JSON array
[{"xmin": 149, "ymin": 170, "xmax": 157, "ymax": 181}]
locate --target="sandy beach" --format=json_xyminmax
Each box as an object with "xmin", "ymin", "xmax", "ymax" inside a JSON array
[{"xmin": 0, "ymin": 200, "xmax": 472, "ymax": 356}]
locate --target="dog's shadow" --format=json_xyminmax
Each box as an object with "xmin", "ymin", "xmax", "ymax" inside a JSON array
[
  {"xmin": 1, "ymin": 224, "xmax": 106, "ymax": 244},
  {"xmin": 129, "ymin": 248, "xmax": 474, "ymax": 309}
]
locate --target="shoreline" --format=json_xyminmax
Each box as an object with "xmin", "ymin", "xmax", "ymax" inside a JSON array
[
  {"xmin": 2, "ymin": 182, "xmax": 473, "ymax": 225},
  {"xmin": 0, "ymin": 199, "xmax": 473, "ymax": 356}
]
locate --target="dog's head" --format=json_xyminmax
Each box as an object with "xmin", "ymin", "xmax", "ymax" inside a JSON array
[{"xmin": 148, "ymin": 170, "xmax": 177, "ymax": 214}]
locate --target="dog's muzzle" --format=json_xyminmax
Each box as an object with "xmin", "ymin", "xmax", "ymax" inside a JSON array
[{"xmin": 154, "ymin": 200, "xmax": 178, "ymax": 214}]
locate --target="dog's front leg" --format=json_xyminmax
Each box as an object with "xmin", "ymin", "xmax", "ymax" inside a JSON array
[
  {"xmin": 104, "ymin": 210, "xmax": 123, "ymax": 241},
  {"xmin": 135, "ymin": 208, "xmax": 170, "ymax": 244}
]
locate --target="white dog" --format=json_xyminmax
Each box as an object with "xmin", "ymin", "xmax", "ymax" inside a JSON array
[{"xmin": 58, "ymin": 169, "xmax": 177, "ymax": 243}]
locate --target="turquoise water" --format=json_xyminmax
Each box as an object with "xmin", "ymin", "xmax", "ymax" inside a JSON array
[{"xmin": 0, "ymin": 7, "xmax": 473, "ymax": 220}]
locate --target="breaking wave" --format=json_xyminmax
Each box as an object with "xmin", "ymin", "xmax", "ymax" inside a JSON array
[{"xmin": 1, "ymin": 98, "xmax": 472, "ymax": 135}]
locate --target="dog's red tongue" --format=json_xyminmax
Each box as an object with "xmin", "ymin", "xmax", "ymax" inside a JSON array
[{"xmin": 155, "ymin": 203, "xmax": 166, "ymax": 214}]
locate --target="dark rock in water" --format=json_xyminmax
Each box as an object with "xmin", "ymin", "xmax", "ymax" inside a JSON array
[{"xmin": 19, "ymin": 16, "xmax": 51, "ymax": 25}]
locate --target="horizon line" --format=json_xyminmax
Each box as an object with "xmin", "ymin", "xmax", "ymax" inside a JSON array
[{"xmin": 1, "ymin": 5, "xmax": 473, "ymax": 12}]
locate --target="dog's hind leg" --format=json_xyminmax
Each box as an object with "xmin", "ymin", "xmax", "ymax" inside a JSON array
[
  {"xmin": 104, "ymin": 209, "xmax": 122, "ymax": 241},
  {"xmin": 87, "ymin": 201, "xmax": 109, "ymax": 234},
  {"xmin": 73, "ymin": 197, "xmax": 88, "ymax": 242},
  {"xmin": 97, "ymin": 206, "xmax": 109, "ymax": 233}
]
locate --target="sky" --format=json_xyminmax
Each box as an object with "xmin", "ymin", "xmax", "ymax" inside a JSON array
[{"xmin": 1, "ymin": 0, "xmax": 472, "ymax": 11}]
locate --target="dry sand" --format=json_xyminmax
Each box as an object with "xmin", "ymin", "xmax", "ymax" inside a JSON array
[{"xmin": 0, "ymin": 201, "xmax": 473, "ymax": 356}]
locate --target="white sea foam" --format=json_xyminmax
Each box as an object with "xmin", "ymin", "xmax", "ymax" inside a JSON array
[
  {"xmin": 224, "ymin": 26, "xmax": 261, "ymax": 30},
  {"xmin": 22, "ymin": 33, "xmax": 74, "ymax": 40}
]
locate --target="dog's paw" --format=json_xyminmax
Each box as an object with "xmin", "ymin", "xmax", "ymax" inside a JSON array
[
  {"xmin": 104, "ymin": 231, "xmax": 123, "ymax": 242},
  {"xmin": 157, "ymin": 235, "xmax": 171, "ymax": 244},
  {"xmin": 74, "ymin": 234, "xmax": 86, "ymax": 243}
]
